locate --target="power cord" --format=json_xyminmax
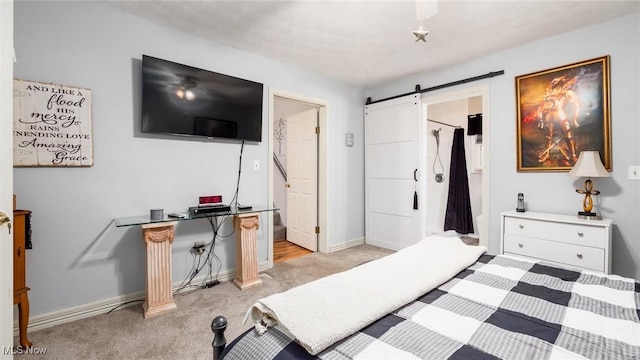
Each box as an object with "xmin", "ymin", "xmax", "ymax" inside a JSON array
[
  {"xmin": 229, "ymin": 140, "xmax": 244, "ymax": 211},
  {"xmin": 106, "ymin": 299, "xmax": 144, "ymax": 314},
  {"xmin": 174, "ymin": 140, "xmax": 245, "ymax": 295},
  {"xmin": 173, "ymin": 245, "xmax": 207, "ymax": 295},
  {"xmin": 174, "ymin": 215, "xmax": 227, "ymax": 295}
]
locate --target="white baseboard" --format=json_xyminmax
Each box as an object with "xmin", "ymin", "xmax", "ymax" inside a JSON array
[
  {"xmin": 15, "ymin": 261, "xmax": 271, "ymax": 335},
  {"xmin": 363, "ymin": 238, "xmax": 403, "ymax": 251},
  {"xmin": 328, "ymin": 237, "xmax": 365, "ymax": 253}
]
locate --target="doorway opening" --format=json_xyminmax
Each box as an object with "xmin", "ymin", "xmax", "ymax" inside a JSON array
[
  {"xmin": 273, "ymin": 240, "xmax": 313, "ymax": 263},
  {"xmin": 422, "ymin": 85, "xmax": 490, "ymax": 248},
  {"xmin": 268, "ymin": 90, "xmax": 327, "ymax": 266}
]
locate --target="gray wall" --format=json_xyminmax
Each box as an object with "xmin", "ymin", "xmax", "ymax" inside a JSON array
[
  {"xmin": 13, "ymin": 1, "xmax": 366, "ymax": 316},
  {"xmin": 367, "ymin": 13, "xmax": 640, "ymax": 280}
]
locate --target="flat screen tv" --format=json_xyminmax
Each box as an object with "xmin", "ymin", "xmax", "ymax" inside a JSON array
[{"xmin": 141, "ymin": 55, "xmax": 264, "ymax": 142}]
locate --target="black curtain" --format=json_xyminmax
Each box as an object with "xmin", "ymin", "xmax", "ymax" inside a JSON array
[{"xmin": 444, "ymin": 128, "xmax": 474, "ymax": 234}]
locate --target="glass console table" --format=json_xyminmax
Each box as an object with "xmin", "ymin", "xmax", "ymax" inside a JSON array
[{"xmin": 115, "ymin": 207, "xmax": 275, "ymax": 318}]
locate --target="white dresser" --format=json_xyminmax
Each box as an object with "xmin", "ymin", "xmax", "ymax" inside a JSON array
[{"xmin": 500, "ymin": 210, "xmax": 613, "ymax": 274}]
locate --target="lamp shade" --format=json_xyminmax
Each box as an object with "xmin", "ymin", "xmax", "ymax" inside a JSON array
[{"xmin": 567, "ymin": 151, "xmax": 610, "ymax": 178}]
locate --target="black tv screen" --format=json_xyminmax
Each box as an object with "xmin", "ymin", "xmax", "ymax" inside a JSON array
[{"xmin": 141, "ymin": 55, "xmax": 263, "ymax": 142}]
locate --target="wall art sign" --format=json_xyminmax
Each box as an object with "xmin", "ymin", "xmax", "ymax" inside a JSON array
[
  {"xmin": 13, "ymin": 79, "xmax": 93, "ymax": 167},
  {"xmin": 515, "ymin": 56, "xmax": 611, "ymax": 172}
]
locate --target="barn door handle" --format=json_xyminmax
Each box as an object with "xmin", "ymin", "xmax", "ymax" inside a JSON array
[{"xmin": 413, "ymin": 169, "xmax": 418, "ymax": 181}]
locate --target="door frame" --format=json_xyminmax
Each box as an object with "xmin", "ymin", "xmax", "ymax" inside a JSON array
[
  {"xmin": 422, "ymin": 84, "xmax": 490, "ymax": 248},
  {"xmin": 268, "ymin": 88, "xmax": 328, "ymax": 267},
  {"xmin": 1, "ymin": 0, "xmax": 14, "ymax": 352}
]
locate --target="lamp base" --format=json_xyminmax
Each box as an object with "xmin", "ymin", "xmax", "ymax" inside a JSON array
[{"xmin": 577, "ymin": 211, "xmax": 602, "ymax": 220}]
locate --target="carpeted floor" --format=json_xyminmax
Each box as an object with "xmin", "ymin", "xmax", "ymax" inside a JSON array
[{"xmin": 15, "ymin": 244, "xmax": 393, "ymax": 360}]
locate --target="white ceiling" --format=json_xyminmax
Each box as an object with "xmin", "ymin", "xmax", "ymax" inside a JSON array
[{"xmin": 104, "ymin": 1, "xmax": 640, "ymax": 87}]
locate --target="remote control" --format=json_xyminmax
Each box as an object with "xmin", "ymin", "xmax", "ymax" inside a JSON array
[{"xmin": 168, "ymin": 213, "xmax": 187, "ymax": 219}]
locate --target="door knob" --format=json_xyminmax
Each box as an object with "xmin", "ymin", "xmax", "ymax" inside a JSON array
[
  {"xmin": 0, "ymin": 212, "xmax": 9, "ymax": 225},
  {"xmin": 285, "ymin": 183, "xmax": 291, "ymax": 188},
  {"xmin": 0, "ymin": 212, "xmax": 11, "ymax": 235}
]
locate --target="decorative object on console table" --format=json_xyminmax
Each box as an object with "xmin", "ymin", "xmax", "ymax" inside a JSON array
[
  {"xmin": 141, "ymin": 222, "xmax": 177, "ymax": 318},
  {"xmin": 149, "ymin": 208, "xmax": 163, "ymax": 221},
  {"xmin": 233, "ymin": 213, "xmax": 262, "ymax": 290},
  {"xmin": 500, "ymin": 210, "xmax": 612, "ymax": 274},
  {"xmin": 567, "ymin": 150, "xmax": 610, "ymax": 220},
  {"xmin": 13, "ymin": 194, "xmax": 32, "ymax": 347}
]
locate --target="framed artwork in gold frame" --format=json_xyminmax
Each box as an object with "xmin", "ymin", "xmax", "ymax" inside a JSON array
[{"xmin": 515, "ymin": 56, "xmax": 611, "ymax": 172}]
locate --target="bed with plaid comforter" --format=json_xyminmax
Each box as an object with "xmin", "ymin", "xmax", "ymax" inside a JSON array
[{"xmin": 221, "ymin": 254, "xmax": 640, "ymax": 360}]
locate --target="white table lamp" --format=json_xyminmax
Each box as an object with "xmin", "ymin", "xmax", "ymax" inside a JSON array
[{"xmin": 567, "ymin": 151, "xmax": 610, "ymax": 219}]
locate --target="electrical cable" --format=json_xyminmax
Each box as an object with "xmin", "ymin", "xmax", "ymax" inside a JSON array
[
  {"xmin": 175, "ymin": 140, "xmax": 245, "ymax": 294},
  {"xmin": 173, "ymin": 248, "xmax": 205, "ymax": 295},
  {"xmin": 106, "ymin": 299, "xmax": 144, "ymax": 314},
  {"xmin": 204, "ymin": 216, "xmax": 223, "ymax": 284},
  {"xmin": 206, "ymin": 141, "xmax": 245, "ymax": 281},
  {"xmin": 229, "ymin": 140, "xmax": 245, "ymax": 211}
]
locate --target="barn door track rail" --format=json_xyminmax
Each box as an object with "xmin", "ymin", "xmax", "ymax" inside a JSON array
[{"xmin": 365, "ymin": 70, "xmax": 505, "ymax": 105}]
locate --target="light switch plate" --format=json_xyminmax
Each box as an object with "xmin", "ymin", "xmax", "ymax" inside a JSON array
[
  {"xmin": 629, "ymin": 165, "xmax": 640, "ymax": 180},
  {"xmin": 345, "ymin": 133, "xmax": 354, "ymax": 147}
]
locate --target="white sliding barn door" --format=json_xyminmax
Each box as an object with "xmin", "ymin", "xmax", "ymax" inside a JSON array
[
  {"xmin": 365, "ymin": 94, "xmax": 424, "ymax": 250},
  {"xmin": 286, "ymin": 108, "xmax": 318, "ymax": 251}
]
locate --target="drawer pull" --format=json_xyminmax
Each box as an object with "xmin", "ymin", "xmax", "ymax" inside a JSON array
[
  {"xmin": 577, "ymin": 231, "xmax": 584, "ymax": 237},
  {"xmin": 576, "ymin": 253, "xmax": 583, "ymax": 259},
  {"xmin": 518, "ymin": 243, "xmax": 523, "ymax": 248},
  {"xmin": 518, "ymin": 224, "xmax": 524, "ymax": 229}
]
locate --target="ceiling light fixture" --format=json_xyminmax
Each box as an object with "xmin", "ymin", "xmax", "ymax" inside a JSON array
[
  {"xmin": 413, "ymin": 25, "xmax": 430, "ymax": 42},
  {"xmin": 413, "ymin": 0, "xmax": 437, "ymax": 42}
]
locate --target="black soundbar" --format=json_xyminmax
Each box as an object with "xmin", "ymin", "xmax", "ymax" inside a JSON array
[{"xmin": 189, "ymin": 205, "xmax": 231, "ymax": 216}]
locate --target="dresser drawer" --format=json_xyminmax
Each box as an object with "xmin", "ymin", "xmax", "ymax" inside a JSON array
[
  {"xmin": 504, "ymin": 234, "xmax": 604, "ymax": 272},
  {"xmin": 503, "ymin": 217, "xmax": 605, "ymax": 248}
]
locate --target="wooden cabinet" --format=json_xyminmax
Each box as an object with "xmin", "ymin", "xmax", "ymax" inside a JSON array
[
  {"xmin": 13, "ymin": 209, "xmax": 32, "ymax": 347},
  {"xmin": 501, "ymin": 210, "xmax": 612, "ymax": 274}
]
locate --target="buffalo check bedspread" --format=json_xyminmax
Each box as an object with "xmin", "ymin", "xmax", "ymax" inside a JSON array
[{"xmin": 221, "ymin": 254, "xmax": 640, "ymax": 360}]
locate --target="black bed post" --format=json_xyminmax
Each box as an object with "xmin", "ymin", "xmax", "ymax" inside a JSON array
[{"xmin": 211, "ymin": 316, "xmax": 228, "ymax": 360}]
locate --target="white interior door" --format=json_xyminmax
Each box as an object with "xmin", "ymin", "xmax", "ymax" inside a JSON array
[
  {"xmin": 286, "ymin": 108, "xmax": 318, "ymax": 251},
  {"xmin": 1, "ymin": 1, "xmax": 14, "ymax": 354},
  {"xmin": 365, "ymin": 94, "xmax": 423, "ymax": 250}
]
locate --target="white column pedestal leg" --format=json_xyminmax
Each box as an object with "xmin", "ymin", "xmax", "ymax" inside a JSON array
[
  {"xmin": 232, "ymin": 213, "xmax": 262, "ymax": 290},
  {"xmin": 141, "ymin": 221, "xmax": 177, "ymax": 318}
]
